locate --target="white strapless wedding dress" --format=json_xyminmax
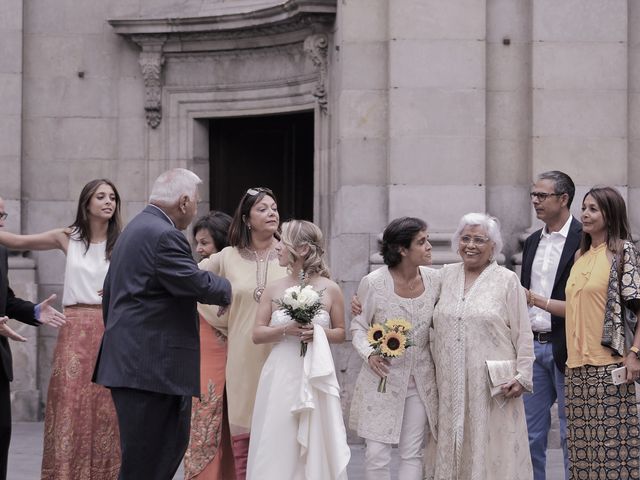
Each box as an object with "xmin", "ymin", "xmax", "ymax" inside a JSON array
[{"xmin": 246, "ymin": 310, "xmax": 350, "ymax": 480}]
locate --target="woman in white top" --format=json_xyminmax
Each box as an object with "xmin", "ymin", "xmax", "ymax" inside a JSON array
[{"xmin": 0, "ymin": 179, "xmax": 123, "ymax": 480}]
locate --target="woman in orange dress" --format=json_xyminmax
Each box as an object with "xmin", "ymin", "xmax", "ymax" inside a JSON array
[
  {"xmin": 0, "ymin": 179, "xmax": 122, "ymax": 479},
  {"xmin": 184, "ymin": 211, "xmax": 235, "ymax": 480}
]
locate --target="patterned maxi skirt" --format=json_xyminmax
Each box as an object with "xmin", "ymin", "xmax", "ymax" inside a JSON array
[
  {"xmin": 566, "ymin": 364, "xmax": 640, "ymax": 480},
  {"xmin": 41, "ymin": 305, "xmax": 121, "ymax": 480},
  {"xmin": 184, "ymin": 317, "xmax": 235, "ymax": 479}
]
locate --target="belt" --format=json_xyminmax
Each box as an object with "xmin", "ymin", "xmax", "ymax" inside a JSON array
[{"xmin": 533, "ymin": 331, "xmax": 552, "ymax": 343}]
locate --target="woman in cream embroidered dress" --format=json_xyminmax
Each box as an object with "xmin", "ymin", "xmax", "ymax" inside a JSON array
[
  {"xmin": 198, "ymin": 188, "xmax": 287, "ymax": 479},
  {"xmin": 431, "ymin": 213, "xmax": 533, "ymax": 480},
  {"xmin": 0, "ymin": 179, "xmax": 122, "ymax": 479},
  {"xmin": 350, "ymin": 217, "xmax": 439, "ymax": 480},
  {"xmin": 247, "ymin": 220, "xmax": 350, "ymax": 480},
  {"xmin": 184, "ymin": 211, "xmax": 234, "ymax": 480}
]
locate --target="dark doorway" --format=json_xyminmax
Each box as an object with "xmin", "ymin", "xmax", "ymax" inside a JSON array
[{"xmin": 209, "ymin": 111, "xmax": 314, "ymax": 221}]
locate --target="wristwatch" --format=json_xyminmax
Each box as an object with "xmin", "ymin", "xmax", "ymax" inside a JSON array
[{"xmin": 630, "ymin": 345, "xmax": 640, "ymax": 359}]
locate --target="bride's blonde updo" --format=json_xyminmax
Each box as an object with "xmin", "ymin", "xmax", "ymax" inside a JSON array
[{"xmin": 280, "ymin": 220, "xmax": 331, "ymax": 279}]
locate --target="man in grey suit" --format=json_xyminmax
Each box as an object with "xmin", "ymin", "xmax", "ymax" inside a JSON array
[{"xmin": 93, "ymin": 169, "xmax": 232, "ymax": 480}]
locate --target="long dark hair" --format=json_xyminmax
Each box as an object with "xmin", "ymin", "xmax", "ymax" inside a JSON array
[
  {"xmin": 68, "ymin": 179, "xmax": 122, "ymax": 260},
  {"xmin": 579, "ymin": 186, "xmax": 631, "ymax": 255},
  {"xmin": 192, "ymin": 211, "xmax": 232, "ymax": 252},
  {"xmin": 227, "ymin": 187, "xmax": 280, "ymax": 249}
]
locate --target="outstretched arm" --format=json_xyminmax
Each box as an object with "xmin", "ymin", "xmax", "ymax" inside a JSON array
[{"xmin": 0, "ymin": 228, "xmax": 70, "ymax": 253}]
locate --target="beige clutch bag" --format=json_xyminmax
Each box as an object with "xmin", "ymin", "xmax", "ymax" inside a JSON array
[{"xmin": 485, "ymin": 359, "xmax": 517, "ymax": 398}]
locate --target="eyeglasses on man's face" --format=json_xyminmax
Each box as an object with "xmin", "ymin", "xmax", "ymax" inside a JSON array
[
  {"xmin": 459, "ymin": 235, "xmax": 490, "ymax": 246},
  {"xmin": 529, "ymin": 192, "xmax": 563, "ymax": 202},
  {"xmin": 0, "ymin": 212, "xmax": 7, "ymax": 221}
]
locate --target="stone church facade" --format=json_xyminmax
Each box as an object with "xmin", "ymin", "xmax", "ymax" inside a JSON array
[{"xmin": 1, "ymin": 0, "xmax": 639, "ymax": 426}]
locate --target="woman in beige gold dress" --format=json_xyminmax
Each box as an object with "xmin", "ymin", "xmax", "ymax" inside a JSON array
[{"xmin": 198, "ymin": 188, "xmax": 287, "ymax": 480}]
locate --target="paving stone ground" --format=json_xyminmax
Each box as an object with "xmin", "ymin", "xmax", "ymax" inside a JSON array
[{"xmin": 8, "ymin": 422, "xmax": 564, "ymax": 479}]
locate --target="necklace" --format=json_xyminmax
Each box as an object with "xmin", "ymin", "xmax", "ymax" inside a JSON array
[
  {"xmin": 248, "ymin": 247, "xmax": 273, "ymax": 302},
  {"xmin": 392, "ymin": 270, "xmax": 421, "ymax": 291}
]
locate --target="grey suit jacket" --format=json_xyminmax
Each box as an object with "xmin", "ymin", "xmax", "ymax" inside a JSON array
[{"xmin": 92, "ymin": 206, "xmax": 231, "ymax": 397}]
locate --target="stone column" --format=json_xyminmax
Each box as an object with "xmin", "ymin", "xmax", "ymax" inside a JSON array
[
  {"xmin": 387, "ymin": 0, "xmax": 487, "ymax": 232},
  {"xmin": 531, "ymin": 0, "xmax": 628, "ymax": 221}
]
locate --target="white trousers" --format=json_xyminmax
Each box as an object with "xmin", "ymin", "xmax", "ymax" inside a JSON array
[{"xmin": 364, "ymin": 386, "xmax": 427, "ymax": 480}]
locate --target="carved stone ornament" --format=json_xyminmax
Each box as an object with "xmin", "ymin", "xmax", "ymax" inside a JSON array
[
  {"xmin": 136, "ymin": 40, "xmax": 166, "ymax": 128},
  {"xmin": 303, "ymin": 33, "xmax": 329, "ymax": 113}
]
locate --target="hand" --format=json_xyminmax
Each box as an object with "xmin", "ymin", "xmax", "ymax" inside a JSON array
[
  {"xmin": 368, "ymin": 354, "xmax": 390, "ymax": 379},
  {"xmin": 36, "ymin": 294, "xmax": 66, "ymax": 328},
  {"xmin": 501, "ymin": 378, "xmax": 524, "ymax": 399},
  {"xmin": 298, "ymin": 324, "xmax": 314, "ymax": 344},
  {"xmin": 0, "ymin": 318, "xmax": 27, "ymax": 342},
  {"xmin": 97, "ymin": 289, "xmax": 103, "ymax": 297},
  {"xmin": 351, "ymin": 295, "xmax": 362, "ymax": 316},
  {"xmin": 624, "ymin": 354, "xmax": 640, "ymax": 383}
]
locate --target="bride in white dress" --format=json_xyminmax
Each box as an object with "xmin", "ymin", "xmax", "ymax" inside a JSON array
[{"xmin": 247, "ymin": 220, "xmax": 350, "ymax": 480}]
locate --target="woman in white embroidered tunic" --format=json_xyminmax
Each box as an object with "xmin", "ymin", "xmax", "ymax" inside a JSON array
[
  {"xmin": 350, "ymin": 217, "xmax": 439, "ymax": 480},
  {"xmin": 0, "ymin": 179, "xmax": 123, "ymax": 479},
  {"xmin": 198, "ymin": 187, "xmax": 287, "ymax": 479},
  {"xmin": 247, "ymin": 220, "xmax": 350, "ymax": 480},
  {"xmin": 431, "ymin": 213, "xmax": 533, "ymax": 480}
]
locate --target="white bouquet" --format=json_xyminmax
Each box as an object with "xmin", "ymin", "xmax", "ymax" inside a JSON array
[{"xmin": 275, "ymin": 283, "xmax": 324, "ymax": 356}]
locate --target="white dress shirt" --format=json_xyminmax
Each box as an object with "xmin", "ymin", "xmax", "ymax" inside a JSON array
[{"xmin": 528, "ymin": 215, "xmax": 573, "ymax": 333}]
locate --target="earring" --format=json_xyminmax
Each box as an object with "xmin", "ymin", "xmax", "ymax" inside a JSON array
[{"xmin": 247, "ymin": 224, "xmax": 252, "ymax": 230}]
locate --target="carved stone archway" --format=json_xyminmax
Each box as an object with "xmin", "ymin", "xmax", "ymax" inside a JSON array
[{"xmin": 109, "ymin": 0, "xmax": 336, "ymax": 229}]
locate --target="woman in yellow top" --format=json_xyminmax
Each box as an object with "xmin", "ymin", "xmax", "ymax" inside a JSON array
[
  {"xmin": 198, "ymin": 188, "xmax": 287, "ymax": 480},
  {"xmin": 528, "ymin": 186, "xmax": 640, "ymax": 479}
]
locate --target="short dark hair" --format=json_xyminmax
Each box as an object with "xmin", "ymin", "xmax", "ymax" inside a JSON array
[
  {"xmin": 192, "ymin": 211, "xmax": 232, "ymax": 252},
  {"xmin": 380, "ymin": 217, "xmax": 428, "ymax": 268},
  {"xmin": 579, "ymin": 186, "xmax": 631, "ymax": 255},
  {"xmin": 227, "ymin": 187, "xmax": 280, "ymax": 249},
  {"xmin": 537, "ymin": 170, "xmax": 575, "ymax": 207}
]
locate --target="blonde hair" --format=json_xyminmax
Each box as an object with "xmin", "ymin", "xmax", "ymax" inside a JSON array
[{"xmin": 280, "ymin": 220, "xmax": 330, "ymax": 278}]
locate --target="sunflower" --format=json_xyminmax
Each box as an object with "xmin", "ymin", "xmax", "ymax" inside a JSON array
[
  {"xmin": 385, "ymin": 318, "xmax": 412, "ymax": 332},
  {"xmin": 367, "ymin": 324, "xmax": 386, "ymax": 346},
  {"xmin": 380, "ymin": 331, "xmax": 407, "ymax": 357}
]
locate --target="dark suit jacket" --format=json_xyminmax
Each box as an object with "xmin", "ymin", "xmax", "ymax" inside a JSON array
[
  {"xmin": 0, "ymin": 247, "xmax": 39, "ymax": 382},
  {"xmin": 92, "ymin": 206, "xmax": 232, "ymax": 397},
  {"xmin": 520, "ymin": 216, "xmax": 582, "ymax": 372}
]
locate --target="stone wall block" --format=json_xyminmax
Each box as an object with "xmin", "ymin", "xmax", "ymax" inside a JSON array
[
  {"xmin": 486, "ymin": 139, "xmax": 529, "ymax": 184},
  {"xmin": 390, "ymin": 39, "xmax": 484, "ymax": 89},
  {"xmin": 338, "ymin": 90, "xmax": 388, "ymax": 140},
  {"xmin": 338, "ymin": 137, "xmax": 387, "ymax": 186},
  {"xmin": 0, "ymin": 74, "xmax": 21, "ymax": 115},
  {"xmin": 389, "ymin": 88, "xmax": 485, "ymax": 138},
  {"xmin": 627, "ymin": 139, "xmax": 640, "ymax": 185},
  {"xmin": 388, "ymin": 185, "xmax": 486, "ymax": 231},
  {"xmin": 0, "ymin": 32, "xmax": 23, "ymax": 74},
  {"xmin": 533, "ymin": 0, "xmax": 627, "ymax": 42},
  {"xmin": 54, "ymin": 118, "xmax": 117, "ymax": 160},
  {"xmin": 329, "ymin": 233, "xmax": 375, "ymax": 282},
  {"xmin": 486, "ymin": 43, "xmax": 530, "ymax": 92},
  {"xmin": 339, "ymin": 0, "xmax": 388, "ymax": 43},
  {"xmin": 117, "ymin": 77, "xmax": 145, "ymax": 118},
  {"xmin": 23, "ymin": 35, "xmax": 83, "ymax": 77},
  {"xmin": 389, "ymin": 136, "xmax": 485, "ymax": 185},
  {"xmin": 390, "ymin": 0, "xmax": 486, "ymax": 40},
  {"xmin": 532, "ymin": 90, "xmax": 626, "ymax": 137},
  {"xmin": 532, "ymin": 136, "xmax": 626, "ymax": 185},
  {"xmin": 117, "ymin": 118, "xmax": 146, "ymax": 160},
  {"xmin": 333, "ymin": 186, "xmax": 386, "ymax": 236},
  {"xmin": 0, "ymin": 117, "xmax": 21, "ymax": 157},
  {"xmin": 486, "ymin": 0, "xmax": 531, "ymax": 43},
  {"xmin": 487, "ymin": 90, "xmax": 531, "ymax": 139},
  {"xmin": 533, "ymin": 42, "xmax": 626, "ymax": 91},
  {"xmin": 340, "ymin": 42, "xmax": 387, "ymax": 91},
  {"xmin": 0, "ymin": 0, "xmax": 23, "ymax": 30},
  {"xmin": 0, "ymin": 158, "xmax": 21, "ymax": 199}
]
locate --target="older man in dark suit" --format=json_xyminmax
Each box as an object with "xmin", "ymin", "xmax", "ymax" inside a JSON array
[
  {"xmin": 0, "ymin": 197, "xmax": 66, "ymax": 479},
  {"xmin": 520, "ymin": 171, "xmax": 581, "ymax": 480},
  {"xmin": 93, "ymin": 169, "xmax": 232, "ymax": 480}
]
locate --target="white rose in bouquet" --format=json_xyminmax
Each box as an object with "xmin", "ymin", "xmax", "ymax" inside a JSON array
[
  {"xmin": 297, "ymin": 285, "xmax": 320, "ymax": 306},
  {"xmin": 282, "ymin": 286, "xmax": 301, "ymax": 309}
]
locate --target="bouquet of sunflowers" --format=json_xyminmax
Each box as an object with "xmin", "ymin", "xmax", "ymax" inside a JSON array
[
  {"xmin": 366, "ymin": 318, "xmax": 413, "ymax": 393},
  {"xmin": 274, "ymin": 282, "xmax": 324, "ymax": 357}
]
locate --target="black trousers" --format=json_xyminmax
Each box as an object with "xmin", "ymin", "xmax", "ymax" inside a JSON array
[
  {"xmin": 0, "ymin": 372, "xmax": 10, "ymax": 480},
  {"xmin": 111, "ymin": 387, "xmax": 191, "ymax": 480}
]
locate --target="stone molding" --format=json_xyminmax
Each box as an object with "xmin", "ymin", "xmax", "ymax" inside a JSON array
[
  {"xmin": 303, "ymin": 33, "xmax": 328, "ymax": 113},
  {"xmin": 109, "ymin": 0, "xmax": 336, "ymax": 127},
  {"xmin": 134, "ymin": 36, "xmax": 166, "ymax": 129}
]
